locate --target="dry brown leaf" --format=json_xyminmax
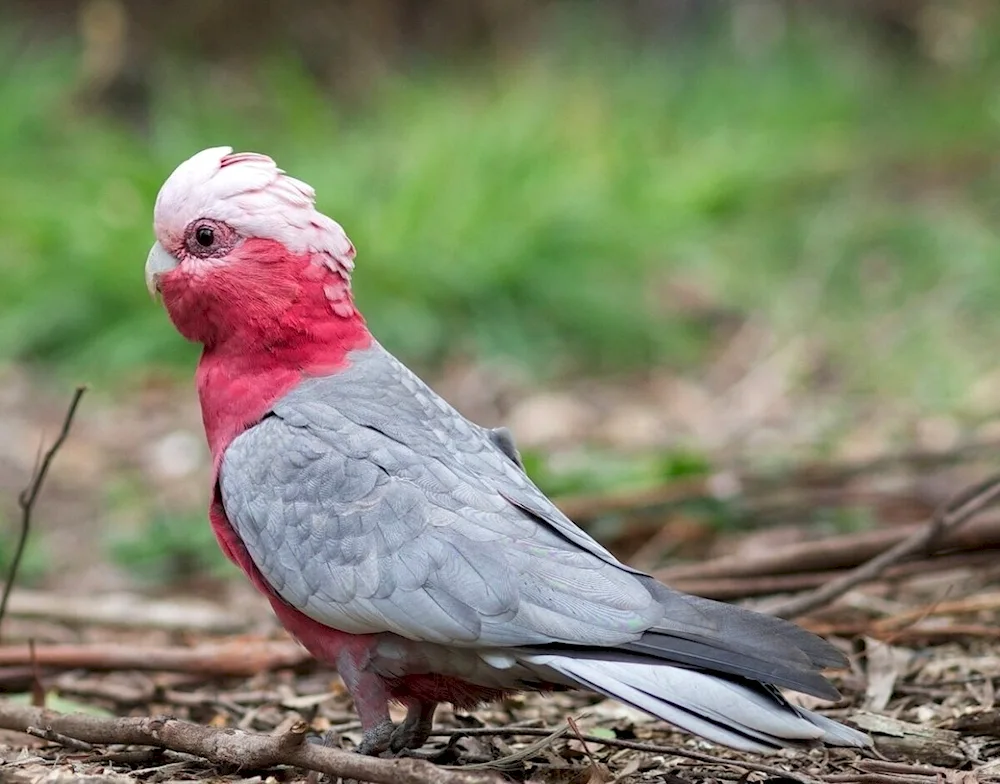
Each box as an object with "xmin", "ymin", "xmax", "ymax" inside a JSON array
[
  {"xmin": 570, "ymin": 762, "xmax": 609, "ymax": 784},
  {"xmin": 863, "ymin": 637, "xmax": 913, "ymax": 712}
]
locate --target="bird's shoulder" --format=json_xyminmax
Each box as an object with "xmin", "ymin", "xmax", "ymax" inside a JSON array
[{"xmin": 273, "ymin": 342, "xmax": 529, "ymax": 482}]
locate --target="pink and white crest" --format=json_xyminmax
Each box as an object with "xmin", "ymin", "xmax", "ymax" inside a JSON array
[{"xmin": 153, "ymin": 146, "xmax": 356, "ymax": 278}]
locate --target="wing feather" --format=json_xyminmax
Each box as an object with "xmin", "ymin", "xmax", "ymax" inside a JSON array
[{"xmin": 219, "ymin": 343, "xmax": 847, "ymax": 701}]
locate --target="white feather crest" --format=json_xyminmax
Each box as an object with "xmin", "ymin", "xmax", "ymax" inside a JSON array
[{"xmin": 153, "ymin": 146, "xmax": 355, "ymax": 278}]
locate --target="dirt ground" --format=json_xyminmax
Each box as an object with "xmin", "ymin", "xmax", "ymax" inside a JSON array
[
  {"xmin": 3, "ymin": 552, "xmax": 1000, "ymax": 784},
  {"xmin": 3, "ymin": 364, "xmax": 1000, "ymax": 783}
]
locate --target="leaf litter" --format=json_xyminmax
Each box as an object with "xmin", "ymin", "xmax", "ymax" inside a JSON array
[{"xmin": 6, "ymin": 367, "xmax": 1000, "ymax": 781}]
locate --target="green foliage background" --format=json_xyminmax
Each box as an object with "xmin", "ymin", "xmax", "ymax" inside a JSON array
[{"xmin": 1, "ymin": 16, "xmax": 998, "ymax": 413}]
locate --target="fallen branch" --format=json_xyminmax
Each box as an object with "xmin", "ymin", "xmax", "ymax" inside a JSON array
[
  {"xmin": 869, "ymin": 591, "xmax": 1000, "ymax": 631},
  {"xmin": 656, "ymin": 512, "xmax": 1000, "ymax": 584},
  {"xmin": 668, "ymin": 550, "xmax": 999, "ymax": 600},
  {"xmin": 0, "ymin": 386, "xmax": 86, "ymax": 642},
  {"xmin": 0, "ymin": 641, "xmax": 311, "ymax": 676},
  {"xmin": 0, "ymin": 666, "xmax": 45, "ymax": 690},
  {"xmin": 0, "ymin": 700, "xmax": 497, "ymax": 784},
  {"xmin": 768, "ymin": 472, "xmax": 1000, "ymax": 618},
  {"xmin": 3, "ymin": 590, "xmax": 251, "ymax": 634},
  {"xmin": 555, "ymin": 440, "xmax": 1000, "ymax": 525},
  {"xmin": 737, "ymin": 439, "xmax": 1000, "ymax": 493},
  {"xmin": 802, "ymin": 620, "xmax": 1000, "ymax": 644}
]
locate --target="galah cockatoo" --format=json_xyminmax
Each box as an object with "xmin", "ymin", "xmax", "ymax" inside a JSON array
[{"xmin": 145, "ymin": 147, "xmax": 868, "ymax": 756}]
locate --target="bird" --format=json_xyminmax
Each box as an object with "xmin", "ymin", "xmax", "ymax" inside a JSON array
[{"xmin": 145, "ymin": 146, "xmax": 870, "ymax": 756}]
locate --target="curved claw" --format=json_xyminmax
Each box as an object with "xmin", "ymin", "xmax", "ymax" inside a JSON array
[{"xmin": 389, "ymin": 701, "xmax": 438, "ymax": 753}]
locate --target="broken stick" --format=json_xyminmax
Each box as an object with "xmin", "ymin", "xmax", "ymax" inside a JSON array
[
  {"xmin": 768, "ymin": 472, "xmax": 1000, "ymax": 619},
  {"xmin": 0, "ymin": 700, "xmax": 498, "ymax": 784},
  {"xmin": 655, "ymin": 512, "xmax": 1000, "ymax": 584}
]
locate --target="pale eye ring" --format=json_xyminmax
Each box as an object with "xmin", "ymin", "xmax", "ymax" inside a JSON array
[
  {"xmin": 184, "ymin": 219, "xmax": 234, "ymax": 258},
  {"xmin": 195, "ymin": 226, "xmax": 215, "ymax": 247}
]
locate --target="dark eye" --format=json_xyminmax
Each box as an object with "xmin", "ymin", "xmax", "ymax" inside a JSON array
[{"xmin": 195, "ymin": 226, "xmax": 214, "ymax": 247}]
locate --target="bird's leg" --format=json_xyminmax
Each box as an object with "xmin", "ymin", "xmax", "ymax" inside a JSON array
[
  {"xmin": 389, "ymin": 700, "xmax": 438, "ymax": 753},
  {"xmin": 333, "ymin": 650, "xmax": 394, "ymax": 756}
]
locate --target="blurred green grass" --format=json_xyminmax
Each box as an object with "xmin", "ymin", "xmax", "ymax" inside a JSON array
[{"xmin": 1, "ymin": 21, "xmax": 1000, "ymax": 413}]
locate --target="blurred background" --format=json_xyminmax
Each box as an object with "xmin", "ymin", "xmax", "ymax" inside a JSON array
[{"xmin": 3, "ymin": 0, "xmax": 1000, "ymax": 598}]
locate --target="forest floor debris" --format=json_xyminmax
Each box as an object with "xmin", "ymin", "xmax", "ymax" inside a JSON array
[
  {"xmin": 4, "ymin": 506, "xmax": 1000, "ymax": 782},
  {"xmin": 6, "ymin": 387, "xmax": 1000, "ymax": 781}
]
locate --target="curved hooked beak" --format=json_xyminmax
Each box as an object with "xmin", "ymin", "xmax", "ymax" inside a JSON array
[{"xmin": 145, "ymin": 242, "xmax": 179, "ymax": 297}]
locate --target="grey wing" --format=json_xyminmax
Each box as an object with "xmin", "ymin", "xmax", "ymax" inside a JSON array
[
  {"xmin": 221, "ymin": 343, "xmax": 847, "ymax": 700},
  {"xmin": 219, "ymin": 351, "xmax": 662, "ymax": 648},
  {"xmin": 299, "ymin": 345, "xmax": 629, "ymax": 570}
]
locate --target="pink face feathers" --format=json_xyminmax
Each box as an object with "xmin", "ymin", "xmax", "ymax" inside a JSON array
[
  {"xmin": 151, "ymin": 146, "xmax": 356, "ymax": 282},
  {"xmin": 148, "ymin": 148, "xmax": 372, "ymax": 457},
  {"xmin": 146, "ymin": 147, "xmax": 368, "ymax": 346}
]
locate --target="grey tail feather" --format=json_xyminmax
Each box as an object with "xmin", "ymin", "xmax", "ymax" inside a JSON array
[
  {"xmin": 615, "ymin": 579, "xmax": 850, "ymax": 699},
  {"xmin": 642, "ymin": 579, "xmax": 847, "ymax": 669},
  {"xmin": 621, "ymin": 631, "xmax": 841, "ymax": 700},
  {"xmin": 532, "ymin": 580, "xmax": 848, "ymax": 701},
  {"xmin": 524, "ymin": 654, "xmax": 871, "ymax": 752}
]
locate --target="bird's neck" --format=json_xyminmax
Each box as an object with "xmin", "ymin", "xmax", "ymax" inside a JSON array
[{"xmin": 196, "ymin": 310, "xmax": 371, "ymax": 464}]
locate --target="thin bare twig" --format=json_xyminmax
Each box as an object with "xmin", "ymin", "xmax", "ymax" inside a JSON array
[
  {"xmin": 803, "ymin": 621, "xmax": 1000, "ymax": 644},
  {"xmin": 820, "ymin": 760, "xmax": 976, "ymax": 784},
  {"xmin": 565, "ymin": 716, "xmax": 596, "ymax": 765},
  {"xmin": 449, "ymin": 725, "xmax": 570, "ymax": 770},
  {"xmin": 25, "ymin": 725, "xmax": 94, "ymax": 751},
  {"xmin": 0, "ymin": 386, "xmax": 87, "ymax": 642},
  {"xmin": 769, "ymin": 472, "xmax": 1000, "ymax": 619},
  {"xmin": 656, "ymin": 511, "xmax": 1000, "ymax": 584},
  {"xmin": 557, "ymin": 439, "xmax": 1000, "ymax": 525},
  {"xmin": 0, "ymin": 700, "xmax": 498, "ymax": 784},
  {"xmin": 822, "ymin": 776, "xmax": 939, "ymax": 784},
  {"xmin": 860, "ymin": 760, "xmax": 965, "ymax": 777},
  {"xmin": 28, "ymin": 640, "xmax": 44, "ymax": 707},
  {"xmin": 429, "ymin": 726, "xmax": 822, "ymax": 784},
  {"xmin": 668, "ymin": 549, "xmax": 1000, "ymax": 601}
]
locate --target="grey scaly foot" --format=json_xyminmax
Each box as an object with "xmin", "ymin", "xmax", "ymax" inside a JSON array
[
  {"xmin": 355, "ymin": 718, "xmax": 395, "ymax": 756},
  {"xmin": 389, "ymin": 701, "xmax": 438, "ymax": 753}
]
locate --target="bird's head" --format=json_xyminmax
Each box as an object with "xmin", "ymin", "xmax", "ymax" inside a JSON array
[{"xmin": 146, "ymin": 147, "xmax": 363, "ymax": 351}]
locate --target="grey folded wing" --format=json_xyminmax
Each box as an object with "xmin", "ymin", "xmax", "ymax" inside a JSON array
[
  {"xmin": 219, "ymin": 343, "xmax": 848, "ymax": 702},
  {"xmin": 218, "ymin": 345, "xmax": 661, "ymax": 649}
]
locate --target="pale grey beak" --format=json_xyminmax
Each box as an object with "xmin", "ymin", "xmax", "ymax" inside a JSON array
[{"xmin": 145, "ymin": 241, "xmax": 179, "ymax": 297}]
